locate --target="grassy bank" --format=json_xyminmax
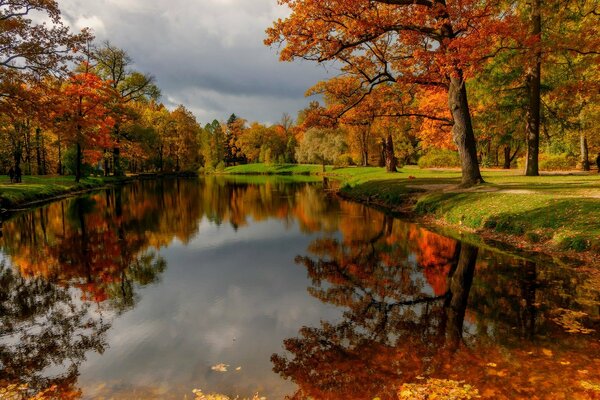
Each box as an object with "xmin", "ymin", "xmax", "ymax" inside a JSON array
[
  {"xmin": 223, "ymin": 163, "xmax": 600, "ymax": 255},
  {"xmin": 338, "ymin": 166, "xmax": 600, "ymax": 254},
  {"xmin": 222, "ymin": 163, "xmax": 328, "ymax": 175},
  {"xmin": 0, "ymin": 175, "xmax": 126, "ymax": 210}
]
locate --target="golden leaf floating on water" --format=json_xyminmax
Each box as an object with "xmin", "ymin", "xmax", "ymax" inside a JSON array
[
  {"xmin": 542, "ymin": 348, "xmax": 554, "ymax": 357},
  {"xmin": 211, "ymin": 363, "xmax": 229, "ymax": 372}
]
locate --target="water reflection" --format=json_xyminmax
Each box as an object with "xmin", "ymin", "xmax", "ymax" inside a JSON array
[
  {"xmin": 277, "ymin": 211, "xmax": 600, "ymax": 399},
  {"xmin": 0, "ymin": 177, "xmax": 598, "ymax": 399},
  {"xmin": 0, "ymin": 262, "xmax": 109, "ymax": 398}
]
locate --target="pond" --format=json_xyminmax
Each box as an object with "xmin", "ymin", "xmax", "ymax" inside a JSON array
[{"xmin": 0, "ymin": 177, "xmax": 599, "ymax": 399}]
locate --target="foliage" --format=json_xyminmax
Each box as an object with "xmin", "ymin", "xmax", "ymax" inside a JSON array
[
  {"xmin": 418, "ymin": 149, "xmax": 462, "ymax": 169},
  {"xmin": 399, "ymin": 379, "xmax": 480, "ymax": 399},
  {"xmin": 295, "ymin": 128, "xmax": 348, "ymax": 166},
  {"xmin": 517, "ymin": 153, "xmax": 577, "ymax": 171}
]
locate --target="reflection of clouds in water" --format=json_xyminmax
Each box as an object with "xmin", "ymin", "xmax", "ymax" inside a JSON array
[{"xmin": 77, "ymin": 218, "xmax": 340, "ymax": 398}]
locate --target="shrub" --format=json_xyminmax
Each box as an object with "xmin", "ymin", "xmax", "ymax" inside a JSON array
[
  {"xmin": 334, "ymin": 153, "xmax": 355, "ymax": 167},
  {"xmin": 517, "ymin": 153, "xmax": 576, "ymax": 171},
  {"xmin": 418, "ymin": 149, "xmax": 461, "ymax": 168}
]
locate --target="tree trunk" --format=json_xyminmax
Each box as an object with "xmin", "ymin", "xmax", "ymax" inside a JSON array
[
  {"xmin": 503, "ymin": 145, "xmax": 512, "ymax": 169},
  {"xmin": 525, "ymin": 0, "xmax": 541, "ymax": 176},
  {"xmin": 448, "ymin": 75, "xmax": 484, "ymax": 186},
  {"xmin": 113, "ymin": 125, "xmax": 124, "ymax": 176},
  {"xmin": 159, "ymin": 144, "xmax": 164, "ymax": 172},
  {"xmin": 378, "ymin": 139, "xmax": 386, "ymax": 167},
  {"xmin": 35, "ymin": 127, "xmax": 43, "ymax": 175},
  {"xmin": 360, "ymin": 127, "xmax": 369, "ymax": 167},
  {"xmin": 75, "ymin": 141, "xmax": 82, "ymax": 183},
  {"xmin": 580, "ymin": 132, "xmax": 590, "ymax": 171},
  {"xmin": 24, "ymin": 123, "xmax": 32, "ymax": 176},
  {"xmin": 57, "ymin": 136, "xmax": 63, "ymax": 175},
  {"xmin": 384, "ymin": 133, "xmax": 397, "ymax": 173}
]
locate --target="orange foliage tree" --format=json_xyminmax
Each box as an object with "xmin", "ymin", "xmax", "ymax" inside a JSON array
[
  {"xmin": 56, "ymin": 68, "xmax": 115, "ymax": 181},
  {"xmin": 266, "ymin": 0, "xmax": 519, "ymax": 185}
]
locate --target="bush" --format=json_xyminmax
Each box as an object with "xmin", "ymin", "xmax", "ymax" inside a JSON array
[
  {"xmin": 517, "ymin": 153, "xmax": 576, "ymax": 171},
  {"xmin": 418, "ymin": 149, "xmax": 461, "ymax": 169},
  {"xmin": 334, "ymin": 153, "xmax": 355, "ymax": 167}
]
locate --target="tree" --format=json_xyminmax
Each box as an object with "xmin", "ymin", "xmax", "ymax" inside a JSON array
[
  {"xmin": 93, "ymin": 41, "xmax": 160, "ymax": 176},
  {"xmin": 170, "ymin": 105, "xmax": 201, "ymax": 171},
  {"xmin": 0, "ymin": 0, "xmax": 90, "ymax": 78},
  {"xmin": 266, "ymin": 0, "xmax": 513, "ymax": 185},
  {"xmin": 295, "ymin": 127, "xmax": 348, "ymax": 172},
  {"xmin": 57, "ymin": 68, "xmax": 115, "ymax": 182}
]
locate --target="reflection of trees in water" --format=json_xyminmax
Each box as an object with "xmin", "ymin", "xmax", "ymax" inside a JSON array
[
  {"xmin": 0, "ymin": 182, "xmax": 194, "ymax": 312},
  {"xmin": 0, "ymin": 180, "xmax": 193, "ymax": 396},
  {"xmin": 278, "ymin": 214, "xmax": 600, "ymax": 399},
  {"xmin": 200, "ymin": 177, "xmax": 341, "ymax": 233},
  {"xmin": 0, "ymin": 262, "xmax": 109, "ymax": 397}
]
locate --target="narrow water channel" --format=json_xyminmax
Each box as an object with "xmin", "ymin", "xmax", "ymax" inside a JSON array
[{"xmin": 1, "ymin": 177, "xmax": 598, "ymax": 399}]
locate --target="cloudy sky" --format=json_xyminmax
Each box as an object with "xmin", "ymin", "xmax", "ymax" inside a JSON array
[{"xmin": 58, "ymin": 0, "xmax": 335, "ymax": 125}]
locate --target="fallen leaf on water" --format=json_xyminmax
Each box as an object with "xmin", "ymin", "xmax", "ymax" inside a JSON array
[
  {"xmin": 542, "ymin": 349, "xmax": 553, "ymax": 357},
  {"xmin": 211, "ymin": 363, "xmax": 229, "ymax": 372}
]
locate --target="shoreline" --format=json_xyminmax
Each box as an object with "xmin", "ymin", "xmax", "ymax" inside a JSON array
[
  {"xmin": 221, "ymin": 164, "xmax": 600, "ymax": 268},
  {"xmin": 337, "ymin": 186, "xmax": 599, "ymax": 269},
  {"xmin": 0, "ymin": 172, "xmax": 197, "ymax": 218}
]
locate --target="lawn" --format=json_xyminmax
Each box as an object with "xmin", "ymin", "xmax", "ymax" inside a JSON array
[
  {"xmin": 222, "ymin": 164, "xmax": 600, "ymax": 252},
  {"xmin": 0, "ymin": 175, "xmax": 115, "ymax": 209}
]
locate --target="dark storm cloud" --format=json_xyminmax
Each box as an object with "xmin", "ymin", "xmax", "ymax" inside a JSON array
[{"xmin": 59, "ymin": 0, "xmax": 335, "ymax": 124}]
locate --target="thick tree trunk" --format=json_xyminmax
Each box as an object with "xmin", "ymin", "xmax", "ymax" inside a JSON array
[
  {"xmin": 525, "ymin": 0, "xmax": 542, "ymax": 176},
  {"xmin": 448, "ymin": 75, "xmax": 484, "ymax": 186},
  {"xmin": 113, "ymin": 145, "xmax": 123, "ymax": 176},
  {"xmin": 378, "ymin": 140, "xmax": 386, "ymax": 167},
  {"xmin": 580, "ymin": 133, "xmax": 590, "ymax": 171},
  {"xmin": 384, "ymin": 133, "xmax": 397, "ymax": 173},
  {"xmin": 360, "ymin": 127, "xmax": 369, "ymax": 167},
  {"xmin": 503, "ymin": 145, "xmax": 512, "ymax": 169}
]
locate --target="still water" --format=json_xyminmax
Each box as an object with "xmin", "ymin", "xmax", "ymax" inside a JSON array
[{"xmin": 0, "ymin": 177, "xmax": 599, "ymax": 399}]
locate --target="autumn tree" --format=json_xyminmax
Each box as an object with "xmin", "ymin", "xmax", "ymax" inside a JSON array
[
  {"xmin": 266, "ymin": 0, "xmax": 522, "ymax": 185},
  {"xmin": 224, "ymin": 113, "xmax": 247, "ymax": 165},
  {"xmin": 56, "ymin": 67, "xmax": 115, "ymax": 182},
  {"xmin": 295, "ymin": 127, "xmax": 348, "ymax": 172},
  {"xmin": 170, "ymin": 105, "xmax": 201, "ymax": 171},
  {"xmin": 92, "ymin": 41, "xmax": 160, "ymax": 176},
  {"xmin": 0, "ymin": 0, "xmax": 90, "ymax": 78}
]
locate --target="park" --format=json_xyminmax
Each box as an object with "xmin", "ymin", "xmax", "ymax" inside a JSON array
[{"xmin": 0, "ymin": 0, "xmax": 599, "ymax": 399}]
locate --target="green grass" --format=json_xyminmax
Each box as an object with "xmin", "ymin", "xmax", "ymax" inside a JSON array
[
  {"xmin": 0, "ymin": 175, "xmax": 120, "ymax": 209},
  {"xmin": 222, "ymin": 163, "xmax": 328, "ymax": 175},
  {"xmin": 224, "ymin": 163, "xmax": 600, "ymax": 252}
]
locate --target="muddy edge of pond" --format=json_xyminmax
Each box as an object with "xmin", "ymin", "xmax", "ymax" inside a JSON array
[
  {"xmin": 0, "ymin": 172, "xmax": 198, "ymax": 219},
  {"xmin": 336, "ymin": 189, "xmax": 600, "ymax": 270}
]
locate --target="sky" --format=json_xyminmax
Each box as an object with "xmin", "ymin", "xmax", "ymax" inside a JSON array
[{"xmin": 58, "ymin": 0, "xmax": 336, "ymax": 125}]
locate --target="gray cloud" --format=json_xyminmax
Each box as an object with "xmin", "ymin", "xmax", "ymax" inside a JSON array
[{"xmin": 58, "ymin": 0, "xmax": 336, "ymax": 124}]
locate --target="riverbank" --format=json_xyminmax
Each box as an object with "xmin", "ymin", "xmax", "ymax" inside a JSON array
[
  {"xmin": 0, "ymin": 172, "xmax": 197, "ymax": 212},
  {"xmin": 222, "ymin": 163, "xmax": 600, "ymax": 264}
]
